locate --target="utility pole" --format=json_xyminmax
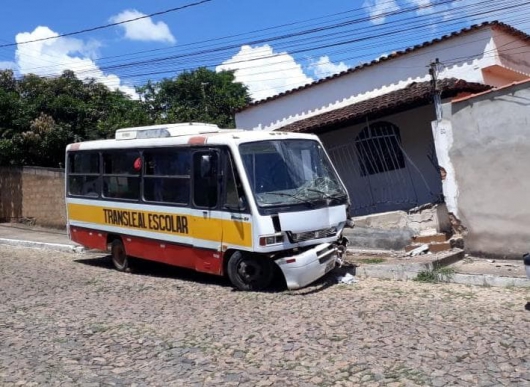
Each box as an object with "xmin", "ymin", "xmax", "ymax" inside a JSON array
[{"xmin": 429, "ymin": 58, "xmax": 443, "ymax": 122}]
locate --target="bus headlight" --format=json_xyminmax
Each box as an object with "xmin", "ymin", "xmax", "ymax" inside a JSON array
[{"xmin": 259, "ymin": 234, "xmax": 284, "ymax": 246}]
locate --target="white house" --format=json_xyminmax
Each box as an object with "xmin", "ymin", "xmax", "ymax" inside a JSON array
[{"xmin": 234, "ymin": 21, "xmax": 530, "ymax": 217}]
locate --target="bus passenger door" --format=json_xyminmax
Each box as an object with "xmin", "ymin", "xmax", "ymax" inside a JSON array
[{"xmin": 191, "ymin": 149, "xmax": 223, "ymax": 274}]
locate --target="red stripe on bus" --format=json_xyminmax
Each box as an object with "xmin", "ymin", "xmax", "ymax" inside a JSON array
[
  {"xmin": 70, "ymin": 226, "xmax": 107, "ymax": 251},
  {"xmin": 70, "ymin": 226, "xmax": 223, "ymax": 276}
]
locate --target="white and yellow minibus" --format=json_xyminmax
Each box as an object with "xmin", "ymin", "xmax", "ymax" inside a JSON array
[{"xmin": 65, "ymin": 122, "xmax": 353, "ymax": 290}]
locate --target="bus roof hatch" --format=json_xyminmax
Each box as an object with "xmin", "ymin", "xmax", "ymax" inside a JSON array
[{"xmin": 115, "ymin": 122, "xmax": 222, "ymax": 140}]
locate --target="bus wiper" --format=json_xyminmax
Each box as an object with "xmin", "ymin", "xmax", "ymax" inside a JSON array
[
  {"xmin": 300, "ymin": 188, "xmax": 348, "ymax": 201},
  {"xmin": 328, "ymin": 192, "xmax": 348, "ymax": 200},
  {"xmin": 302, "ymin": 187, "xmax": 332, "ymax": 198},
  {"xmin": 265, "ymin": 192, "xmax": 315, "ymax": 207}
]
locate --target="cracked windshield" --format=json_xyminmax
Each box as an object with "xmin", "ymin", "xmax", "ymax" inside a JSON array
[{"xmin": 240, "ymin": 139, "xmax": 347, "ymax": 207}]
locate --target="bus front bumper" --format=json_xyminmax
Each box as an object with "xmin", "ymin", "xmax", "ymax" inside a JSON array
[
  {"xmin": 276, "ymin": 243, "xmax": 340, "ymax": 290},
  {"xmin": 524, "ymin": 253, "xmax": 530, "ymax": 279}
]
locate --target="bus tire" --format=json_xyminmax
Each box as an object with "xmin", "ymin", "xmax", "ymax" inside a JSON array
[
  {"xmin": 227, "ymin": 252, "xmax": 273, "ymax": 291},
  {"xmin": 111, "ymin": 239, "xmax": 129, "ymax": 272}
]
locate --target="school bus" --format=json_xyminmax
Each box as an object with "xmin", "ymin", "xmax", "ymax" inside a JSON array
[{"xmin": 65, "ymin": 122, "xmax": 353, "ymax": 290}]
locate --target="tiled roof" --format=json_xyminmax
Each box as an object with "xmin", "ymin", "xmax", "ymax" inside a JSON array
[
  {"xmin": 278, "ymin": 78, "xmax": 491, "ymax": 134},
  {"xmin": 451, "ymin": 77, "xmax": 530, "ymax": 103},
  {"xmin": 238, "ymin": 21, "xmax": 529, "ymax": 112}
]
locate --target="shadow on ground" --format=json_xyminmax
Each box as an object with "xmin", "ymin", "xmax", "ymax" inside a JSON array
[
  {"xmin": 74, "ymin": 254, "xmax": 231, "ymax": 289},
  {"xmin": 74, "ymin": 255, "xmax": 355, "ymax": 294}
]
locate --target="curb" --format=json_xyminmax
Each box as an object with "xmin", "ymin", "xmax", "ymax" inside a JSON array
[
  {"xmin": 449, "ymin": 273, "xmax": 530, "ymax": 288},
  {"xmin": 352, "ymin": 249, "xmax": 530, "ymax": 288},
  {"xmin": 356, "ymin": 267, "xmax": 530, "ymax": 288},
  {"xmin": 0, "ymin": 238, "xmax": 86, "ymax": 253},
  {"xmin": 353, "ymin": 249, "xmax": 465, "ymax": 280}
]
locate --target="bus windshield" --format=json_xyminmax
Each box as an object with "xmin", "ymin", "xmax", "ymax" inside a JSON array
[{"xmin": 239, "ymin": 139, "xmax": 347, "ymax": 208}]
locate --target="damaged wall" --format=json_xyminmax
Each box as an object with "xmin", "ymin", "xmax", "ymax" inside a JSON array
[
  {"xmin": 345, "ymin": 204, "xmax": 451, "ymax": 250},
  {"xmin": 438, "ymin": 80, "xmax": 530, "ymax": 258}
]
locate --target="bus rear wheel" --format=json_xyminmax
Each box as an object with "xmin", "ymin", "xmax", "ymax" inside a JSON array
[
  {"xmin": 227, "ymin": 252, "xmax": 273, "ymax": 291},
  {"xmin": 111, "ymin": 239, "xmax": 129, "ymax": 272}
]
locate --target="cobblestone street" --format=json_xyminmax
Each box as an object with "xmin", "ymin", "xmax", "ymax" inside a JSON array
[{"xmin": 1, "ymin": 245, "xmax": 529, "ymax": 386}]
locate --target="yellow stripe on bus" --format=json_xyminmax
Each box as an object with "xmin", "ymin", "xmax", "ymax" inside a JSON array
[{"xmin": 67, "ymin": 203, "xmax": 252, "ymax": 247}]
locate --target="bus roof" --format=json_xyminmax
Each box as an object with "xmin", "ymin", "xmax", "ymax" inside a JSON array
[
  {"xmin": 114, "ymin": 122, "xmax": 225, "ymax": 140},
  {"xmin": 66, "ymin": 122, "xmax": 321, "ymax": 152}
]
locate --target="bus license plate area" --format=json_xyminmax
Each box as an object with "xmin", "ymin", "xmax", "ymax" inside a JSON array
[{"xmin": 324, "ymin": 256, "xmax": 336, "ymax": 273}]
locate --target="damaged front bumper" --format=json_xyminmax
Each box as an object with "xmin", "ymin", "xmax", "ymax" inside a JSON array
[
  {"xmin": 524, "ymin": 253, "xmax": 530, "ymax": 279},
  {"xmin": 275, "ymin": 242, "xmax": 344, "ymax": 290}
]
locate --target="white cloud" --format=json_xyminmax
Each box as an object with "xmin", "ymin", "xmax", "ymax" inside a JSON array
[
  {"xmin": 307, "ymin": 56, "xmax": 348, "ymax": 79},
  {"xmin": 406, "ymin": 0, "xmax": 435, "ymax": 15},
  {"xmin": 216, "ymin": 44, "xmax": 313, "ymax": 101},
  {"xmin": 110, "ymin": 9, "xmax": 176, "ymax": 44},
  {"xmin": 363, "ymin": 0, "xmax": 400, "ymax": 25},
  {"xmin": 15, "ymin": 26, "xmax": 137, "ymax": 98},
  {"xmin": 0, "ymin": 61, "xmax": 17, "ymax": 71}
]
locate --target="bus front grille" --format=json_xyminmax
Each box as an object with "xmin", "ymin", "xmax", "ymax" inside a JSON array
[{"xmin": 288, "ymin": 227, "xmax": 337, "ymax": 243}]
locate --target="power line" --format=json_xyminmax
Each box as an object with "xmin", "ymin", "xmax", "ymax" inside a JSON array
[
  {"xmin": 0, "ymin": 0, "xmax": 213, "ymax": 49},
  {"xmin": 7, "ymin": 0, "xmax": 530, "ymax": 98},
  {"xmin": 16, "ymin": 0, "xmax": 461, "ymax": 75},
  {"xmin": 77, "ymin": 1, "xmax": 530, "ymax": 80},
  {"xmin": 85, "ymin": 0, "xmax": 530, "ymax": 83}
]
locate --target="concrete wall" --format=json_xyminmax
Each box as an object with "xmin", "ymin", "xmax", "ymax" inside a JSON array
[
  {"xmin": 320, "ymin": 105, "xmax": 442, "ymax": 215},
  {"xmin": 0, "ymin": 167, "xmax": 66, "ymax": 228},
  {"xmin": 439, "ymin": 81, "xmax": 530, "ymax": 258}
]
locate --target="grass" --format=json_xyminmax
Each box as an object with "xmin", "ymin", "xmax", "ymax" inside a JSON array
[{"xmin": 414, "ymin": 266, "xmax": 455, "ymax": 283}]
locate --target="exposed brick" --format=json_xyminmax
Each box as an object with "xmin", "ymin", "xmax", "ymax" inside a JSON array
[
  {"xmin": 405, "ymin": 244, "xmax": 423, "ymax": 253},
  {"xmin": 428, "ymin": 242, "xmax": 452, "ymax": 253}
]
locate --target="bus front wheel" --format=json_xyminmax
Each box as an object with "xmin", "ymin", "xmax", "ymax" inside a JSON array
[
  {"xmin": 227, "ymin": 252, "xmax": 273, "ymax": 291},
  {"xmin": 111, "ymin": 239, "xmax": 129, "ymax": 272}
]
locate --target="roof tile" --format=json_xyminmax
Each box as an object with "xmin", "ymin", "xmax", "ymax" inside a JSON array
[{"xmin": 278, "ymin": 78, "xmax": 491, "ymax": 134}]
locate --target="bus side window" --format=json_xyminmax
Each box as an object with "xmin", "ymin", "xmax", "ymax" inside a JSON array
[
  {"xmin": 67, "ymin": 152, "xmax": 100, "ymax": 197},
  {"xmin": 143, "ymin": 149, "xmax": 191, "ymax": 205},
  {"xmin": 102, "ymin": 151, "xmax": 141, "ymax": 200},
  {"xmin": 193, "ymin": 151, "xmax": 218, "ymax": 208}
]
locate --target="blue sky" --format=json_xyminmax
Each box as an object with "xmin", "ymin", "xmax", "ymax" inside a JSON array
[{"xmin": 1, "ymin": 0, "xmax": 528, "ymax": 100}]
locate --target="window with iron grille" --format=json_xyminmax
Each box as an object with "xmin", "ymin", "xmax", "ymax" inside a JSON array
[{"xmin": 355, "ymin": 122, "xmax": 405, "ymax": 176}]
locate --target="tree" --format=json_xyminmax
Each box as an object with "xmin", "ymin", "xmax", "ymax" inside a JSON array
[
  {"xmin": 0, "ymin": 70, "xmax": 148, "ymax": 167},
  {"xmin": 137, "ymin": 67, "xmax": 251, "ymax": 128},
  {"xmin": 0, "ymin": 66, "xmax": 251, "ymax": 167}
]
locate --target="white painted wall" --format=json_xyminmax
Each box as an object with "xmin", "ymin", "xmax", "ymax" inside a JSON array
[{"xmin": 431, "ymin": 119, "xmax": 459, "ymax": 217}]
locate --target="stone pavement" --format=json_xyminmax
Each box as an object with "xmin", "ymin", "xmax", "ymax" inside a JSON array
[
  {"xmin": 0, "ymin": 223, "xmax": 84, "ymax": 253},
  {"xmin": 0, "ymin": 222, "xmax": 529, "ymax": 288},
  {"xmin": 1, "ymin": 245, "xmax": 530, "ymax": 386}
]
